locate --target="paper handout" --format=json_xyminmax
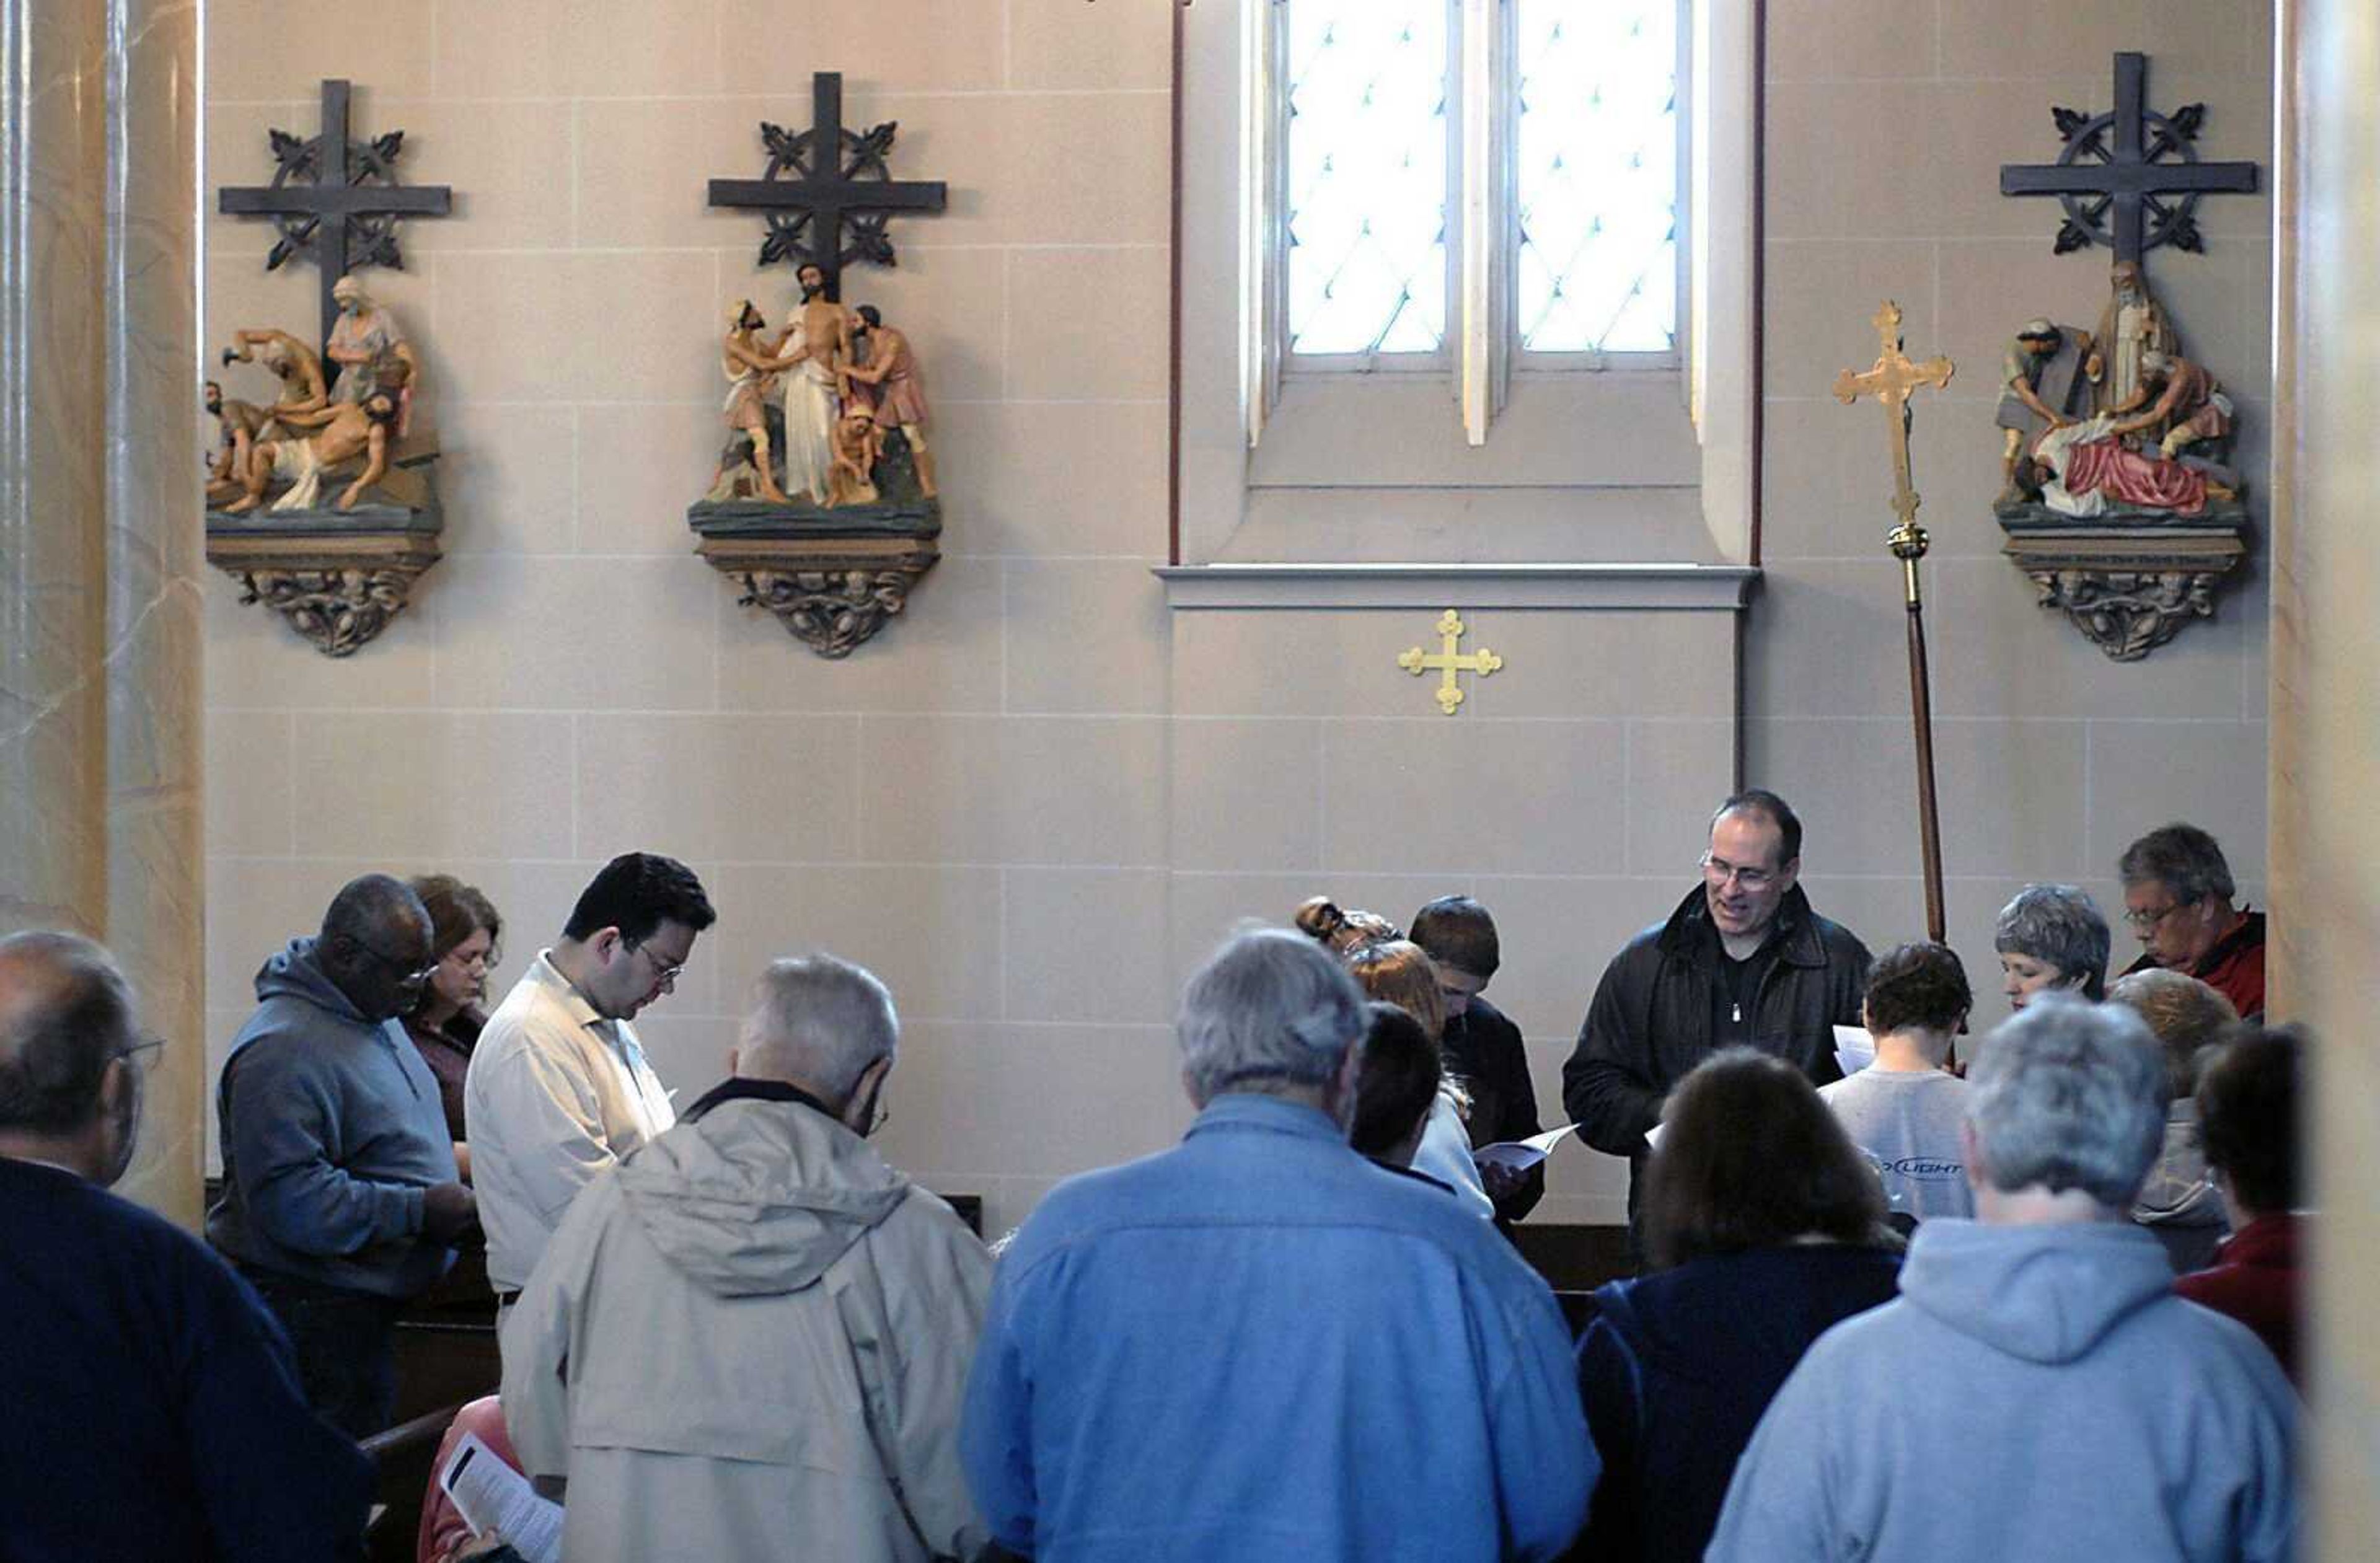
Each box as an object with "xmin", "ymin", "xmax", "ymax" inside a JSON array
[
  {"xmin": 1834, "ymin": 1024, "xmax": 1877, "ymax": 1078},
  {"xmin": 439, "ymin": 1431, "xmax": 564, "ymax": 1563},
  {"xmin": 1472, "ymin": 1122, "xmax": 1583, "ymax": 1176}
]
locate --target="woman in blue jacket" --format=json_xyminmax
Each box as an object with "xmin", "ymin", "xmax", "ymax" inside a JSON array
[{"xmin": 1570, "ymin": 1049, "xmax": 1903, "ymax": 1563}]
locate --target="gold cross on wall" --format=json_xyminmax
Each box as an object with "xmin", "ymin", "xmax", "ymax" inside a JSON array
[
  {"xmin": 1398, "ymin": 610, "xmax": 1502, "ymax": 715},
  {"xmin": 1831, "ymin": 301, "xmax": 1954, "ymax": 536}
]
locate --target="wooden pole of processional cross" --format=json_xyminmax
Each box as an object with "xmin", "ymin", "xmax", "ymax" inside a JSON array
[{"xmin": 1832, "ymin": 302, "xmax": 1955, "ymax": 945}]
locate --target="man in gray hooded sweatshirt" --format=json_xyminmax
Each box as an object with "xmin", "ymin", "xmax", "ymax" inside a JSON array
[
  {"xmin": 209, "ymin": 874, "xmax": 478, "ymax": 1437},
  {"xmin": 503, "ymin": 953, "xmax": 992, "ymax": 1563},
  {"xmin": 1707, "ymin": 994, "xmax": 2297, "ymax": 1563}
]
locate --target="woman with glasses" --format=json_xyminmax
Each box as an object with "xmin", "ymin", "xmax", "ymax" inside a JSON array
[{"xmin": 405, "ymin": 875, "xmax": 503, "ymax": 1180}]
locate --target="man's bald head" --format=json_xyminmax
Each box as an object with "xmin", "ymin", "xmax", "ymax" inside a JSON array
[
  {"xmin": 0, "ymin": 931, "xmax": 135, "ymax": 1137},
  {"xmin": 317, "ymin": 875, "xmax": 434, "ymax": 1023}
]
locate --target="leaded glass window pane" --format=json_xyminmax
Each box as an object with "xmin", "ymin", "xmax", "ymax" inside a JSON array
[
  {"xmin": 1515, "ymin": 1, "xmax": 1679, "ymax": 354},
  {"xmin": 1284, "ymin": 1, "xmax": 1450, "ymax": 356}
]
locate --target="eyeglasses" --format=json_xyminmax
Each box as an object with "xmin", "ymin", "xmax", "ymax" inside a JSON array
[
  {"xmin": 117, "ymin": 1034, "xmax": 165, "ymax": 1073},
  {"xmin": 628, "ymin": 938, "xmax": 687, "ymax": 988},
  {"xmin": 2123, "ymin": 900, "xmax": 2190, "ymax": 931},
  {"xmin": 1701, "ymin": 852, "xmax": 1778, "ymax": 892}
]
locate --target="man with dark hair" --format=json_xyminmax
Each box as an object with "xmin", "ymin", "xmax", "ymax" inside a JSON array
[
  {"xmin": 1563, "ymin": 790, "xmax": 1872, "ymax": 1262},
  {"xmin": 1820, "ymin": 941, "xmax": 1975, "ymax": 1223},
  {"xmin": 466, "ymin": 852, "xmax": 717, "ymax": 1310},
  {"xmin": 2118, "ymin": 821, "xmax": 2266, "ymax": 1019},
  {"xmin": 1, "ymin": 931, "xmax": 372, "ymax": 1561},
  {"xmin": 209, "ymin": 874, "xmax": 478, "ymax": 1437},
  {"xmin": 1410, "ymin": 894, "xmax": 1544, "ymax": 1220},
  {"xmin": 2177, "ymin": 1027, "xmax": 2305, "ymax": 1385}
]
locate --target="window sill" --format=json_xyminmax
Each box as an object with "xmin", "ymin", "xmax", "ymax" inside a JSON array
[{"xmin": 1153, "ymin": 561, "xmax": 1759, "ymax": 612}]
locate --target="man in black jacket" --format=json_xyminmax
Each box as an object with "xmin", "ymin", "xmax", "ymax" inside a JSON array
[
  {"xmin": 1411, "ymin": 895, "xmax": 1545, "ymax": 1223},
  {"xmin": 1562, "ymin": 791, "xmax": 1872, "ymax": 1264}
]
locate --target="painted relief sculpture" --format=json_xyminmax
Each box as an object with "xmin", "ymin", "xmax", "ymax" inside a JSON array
[
  {"xmin": 1994, "ymin": 52, "xmax": 2259, "ymax": 661},
  {"xmin": 691, "ymin": 72, "xmax": 949, "ymax": 658},
  {"xmin": 207, "ymin": 79, "xmax": 451, "ymax": 657}
]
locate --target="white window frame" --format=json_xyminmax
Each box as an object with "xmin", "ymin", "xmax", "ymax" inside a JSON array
[
  {"xmin": 1261, "ymin": 0, "xmax": 1688, "ymax": 443},
  {"xmin": 1185, "ymin": 0, "xmax": 1755, "ymax": 567}
]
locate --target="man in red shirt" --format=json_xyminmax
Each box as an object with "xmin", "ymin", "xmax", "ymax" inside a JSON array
[{"xmin": 2118, "ymin": 822, "xmax": 2266, "ymax": 1020}]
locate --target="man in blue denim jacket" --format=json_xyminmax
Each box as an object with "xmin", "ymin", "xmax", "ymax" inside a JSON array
[{"xmin": 960, "ymin": 927, "xmax": 1596, "ymax": 1562}]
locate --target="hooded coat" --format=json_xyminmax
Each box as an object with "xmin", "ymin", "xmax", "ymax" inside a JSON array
[
  {"xmin": 2132, "ymin": 1097, "xmax": 2231, "ymax": 1272},
  {"xmin": 1706, "ymin": 1220, "xmax": 2299, "ymax": 1562},
  {"xmin": 502, "ymin": 1084, "xmax": 993, "ymax": 1563},
  {"xmin": 208, "ymin": 937, "xmax": 459, "ymax": 1298}
]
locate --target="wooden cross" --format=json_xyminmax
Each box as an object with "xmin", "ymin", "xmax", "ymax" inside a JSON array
[
  {"xmin": 1398, "ymin": 610, "xmax": 1502, "ymax": 716},
  {"xmin": 1999, "ymin": 52, "xmax": 2258, "ymax": 264},
  {"xmin": 708, "ymin": 72, "xmax": 949, "ymax": 300},
  {"xmin": 1831, "ymin": 302, "xmax": 1953, "ymax": 545},
  {"xmin": 218, "ymin": 80, "xmax": 451, "ymax": 356}
]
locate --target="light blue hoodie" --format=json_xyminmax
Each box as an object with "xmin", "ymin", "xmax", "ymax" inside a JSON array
[
  {"xmin": 1706, "ymin": 1218, "xmax": 2298, "ymax": 1562},
  {"xmin": 207, "ymin": 938, "xmax": 459, "ymax": 1298}
]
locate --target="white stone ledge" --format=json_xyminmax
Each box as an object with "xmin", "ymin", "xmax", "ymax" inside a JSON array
[{"xmin": 1153, "ymin": 562, "xmax": 1762, "ymax": 612}]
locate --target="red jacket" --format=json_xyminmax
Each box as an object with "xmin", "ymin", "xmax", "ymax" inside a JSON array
[
  {"xmin": 2125, "ymin": 909, "xmax": 2266, "ymax": 1021},
  {"xmin": 2175, "ymin": 1213, "xmax": 2301, "ymax": 1387}
]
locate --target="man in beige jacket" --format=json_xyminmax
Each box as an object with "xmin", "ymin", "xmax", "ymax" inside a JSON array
[{"xmin": 502, "ymin": 953, "xmax": 991, "ymax": 1563}]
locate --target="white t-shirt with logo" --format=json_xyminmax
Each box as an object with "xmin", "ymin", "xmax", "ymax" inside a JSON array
[{"xmin": 1818, "ymin": 1067, "xmax": 1975, "ymax": 1222}]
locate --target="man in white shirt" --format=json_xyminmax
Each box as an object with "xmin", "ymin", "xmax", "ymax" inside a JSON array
[{"xmin": 465, "ymin": 852, "xmax": 716, "ymax": 1308}]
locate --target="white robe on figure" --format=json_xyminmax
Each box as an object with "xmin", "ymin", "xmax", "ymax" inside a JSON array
[{"xmin": 779, "ymin": 318, "xmax": 839, "ymax": 505}]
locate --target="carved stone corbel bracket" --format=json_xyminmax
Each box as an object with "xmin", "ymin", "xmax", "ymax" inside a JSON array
[
  {"xmin": 689, "ymin": 504, "xmax": 941, "ymax": 658},
  {"xmin": 2001, "ymin": 524, "xmax": 2248, "ymax": 662},
  {"xmin": 205, "ymin": 520, "xmax": 441, "ymax": 657}
]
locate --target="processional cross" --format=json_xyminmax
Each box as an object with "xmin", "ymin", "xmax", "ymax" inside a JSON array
[
  {"xmin": 217, "ymin": 79, "xmax": 451, "ymax": 357},
  {"xmin": 708, "ymin": 71, "xmax": 949, "ymax": 301},
  {"xmin": 1998, "ymin": 51, "xmax": 2258, "ymax": 264},
  {"xmin": 1833, "ymin": 302, "xmax": 1954, "ymax": 942},
  {"xmin": 1398, "ymin": 611, "xmax": 1503, "ymax": 716}
]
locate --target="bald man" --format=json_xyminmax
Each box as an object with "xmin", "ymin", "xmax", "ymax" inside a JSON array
[
  {"xmin": 0, "ymin": 931, "xmax": 370, "ymax": 1562},
  {"xmin": 505, "ymin": 953, "xmax": 992, "ymax": 1563},
  {"xmin": 208, "ymin": 874, "xmax": 477, "ymax": 1437}
]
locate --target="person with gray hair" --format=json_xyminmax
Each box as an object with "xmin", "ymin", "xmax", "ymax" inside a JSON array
[
  {"xmin": 2110, "ymin": 969, "xmax": 2241, "ymax": 1272},
  {"xmin": 2119, "ymin": 821, "xmax": 2267, "ymax": 1019},
  {"xmin": 0, "ymin": 931, "xmax": 372, "ymax": 1561},
  {"xmin": 1708, "ymin": 996, "xmax": 2299, "ymax": 1562},
  {"xmin": 1993, "ymin": 882, "xmax": 2110, "ymax": 1011},
  {"xmin": 208, "ymin": 873, "xmax": 477, "ymax": 1437},
  {"xmin": 504, "ymin": 953, "xmax": 992, "ymax": 1563},
  {"xmin": 960, "ymin": 925, "xmax": 1596, "ymax": 1561}
]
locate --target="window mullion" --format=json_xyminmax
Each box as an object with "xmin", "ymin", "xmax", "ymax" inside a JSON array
[{"xmin": 1457, "ymin": 0, "xmax": 1496, "ymax": 445}]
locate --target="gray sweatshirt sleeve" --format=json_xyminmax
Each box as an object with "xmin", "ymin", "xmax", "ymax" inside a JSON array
[{"xmin": 224, "ymin": 1041, "xmax": 425, "ymax": 1256}]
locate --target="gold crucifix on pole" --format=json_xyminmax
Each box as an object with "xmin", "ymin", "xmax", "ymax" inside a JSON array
[
  {"xmin": 1398, "ymin": 610, "xmax": 1502, "ymax": 715},
  {"xmin": 1833, "ymin": 301, "xmax": 1955, "ymax": 943}
]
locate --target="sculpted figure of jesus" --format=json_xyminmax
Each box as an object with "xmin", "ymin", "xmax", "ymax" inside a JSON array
[
  {"xmin": 226, "ymin": 392, "xmax": 399, "ymax": 514},
  {"xmin": 780, "ymin": 262, "xmax": 856, "ymax": 506}
]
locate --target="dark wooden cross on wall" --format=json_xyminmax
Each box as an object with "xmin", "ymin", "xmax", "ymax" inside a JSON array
[
  {"xmin": 218, "ymin": 79, "xmax": 452, "ymax": 357},
  {"xmin": 1998, "ymin": 51, "xmax": 2258, "ymax": 265},
  {"xmin": 708, "ymin": 71, "xmax": 949, "ymax": 301}
]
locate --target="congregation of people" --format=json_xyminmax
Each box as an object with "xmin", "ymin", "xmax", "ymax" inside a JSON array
[{"xmin": 0, "ymin": 793, "xmax": 2306, "ymax": 1562}]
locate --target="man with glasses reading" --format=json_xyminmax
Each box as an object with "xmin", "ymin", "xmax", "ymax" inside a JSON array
[
  {"xmin": 1562, "ymin": 791, "xmax": 1873, "ymax": 1266},
  {"xmin": 465, "ymin": 852, "xmax": 716, "ymax": 1325},
  {"xmin": 209, "ymin": 873, "xmax": 478, "ymax": 1437},
  {"xmin": 2116, "ymin": 822, "xmax": 2265, "ymax": 1021}
]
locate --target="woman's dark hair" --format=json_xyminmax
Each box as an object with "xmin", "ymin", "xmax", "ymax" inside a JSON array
[
  {"xmin": 1408, "ymin": 896, "xmax": 1500, "ymax": 981},
  {"xmin": 2195, "ymin": 1025, "xmax": 2302, "ymax": 1216},
  {"xmin": 1293, "ymin": 896, "xmax": 1400, "ymax": 956},
  {"xmin": 1862, "ymin": 941, "xmax": 1971, "ymax": 1037},
  {"xmin": 1349, "ymin": 1002, "xmax": 1443, "ymax": 1159},
  {"xmin": 1642, "ymin": 1049, "xmax": 1889, "ymax": 1270},
  {"xmin": 408, "ymin": 874, "xmax": 503, "ymax": 967}
]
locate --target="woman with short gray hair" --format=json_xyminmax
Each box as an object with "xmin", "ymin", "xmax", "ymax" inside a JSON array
[
  {"xmin": 1966, "ymin": 994, "xmax": 2165, "ymax": 1207},
  {"xmin": 1992, "ymin": 883, "xmax": 2110, "ymax": 1011}
]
